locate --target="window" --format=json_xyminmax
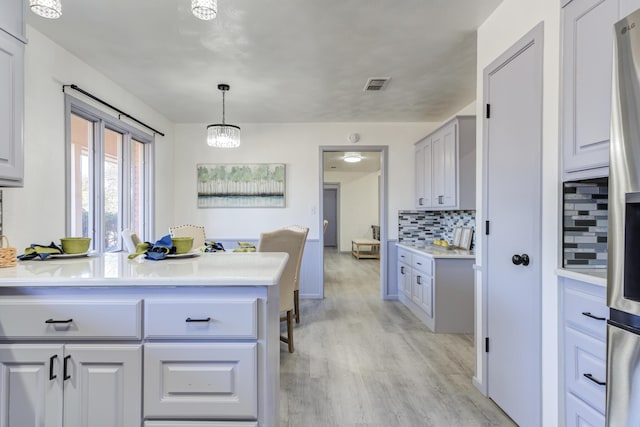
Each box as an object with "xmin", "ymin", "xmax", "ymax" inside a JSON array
[{"xmin": 66, "ymin": 95, "xmax": 154, "ymax": 253}]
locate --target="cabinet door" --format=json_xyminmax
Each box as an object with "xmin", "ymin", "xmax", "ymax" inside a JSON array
[
  {"xmin": 620, "ymin": 0, "xmax": 640, "ymax": 19},
  {"xmin": 397, "ymin": 263, "xmax": 411, "ymax": 298},
  {"xmin": 62, "ymin": 344, "xmax": 141, "ymax": 427},
  {"xmin": 420, "ymin": 277, "xmax": 434, "ymax": 318},
  {"xmin": 0, "ymin": 344, "xmax": 63, "ymax": 427},
  {"xmin": 0, "ymin": 30, "xmax": 23, "ymax": 186},
  {"xmin": 415, "ymin": 141, "xmax": 432, "ymax": 208},
  {"xmin": 562, "ymin": 0, "xmax": 617, "ymax": 175},
  {"xmin": 0, "ymin": 0, "xmax": 25, "ymax": 41},
  {"xmin": 432, "ymin": 124, "xmax": 457, "ymax": 208},
  {"xmin": 411, "ymin": 270, "xmax": 422, "ymax": 305}
]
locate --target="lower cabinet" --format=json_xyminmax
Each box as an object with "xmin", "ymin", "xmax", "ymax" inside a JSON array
[
  {"xmin": 561, "ymin": 277, "xmax": 607, "ymax": 427},
  {"xmin": 0, "ymin": 289, "xmax": 276, "ymax": 427},
  {"xmin": 396, "ymin": 245, "xmax": 474, "ymax": 333},
  {"xmin": 0, "ymin": 343, "xmax": 141, "ymax": 427}
]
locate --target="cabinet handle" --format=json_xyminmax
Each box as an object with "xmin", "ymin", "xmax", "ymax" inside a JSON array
[
  {"xmin": 417, "ymin": 275, "xmax": 422, "ymax": 285},
  {"xmin": 419, "ymin": 198, "xmax": 424, "ymax": 205},
  {"xmin": 581, "ymin": 312, "xmax": 606, "ymax": 321},
  {"xmin": 49, "ymin": 355, "xmax": 57, "ymax": 380},
  {"xmin": 63, "ymin": 355, "xmax": 71, "ymax": 381},
  {"xmin": 583, "ymin": 373, "xmax": 606, "ymax": 386},
  {"xmin": 416, "ymin": 262, "xmax": 422, "ymax": 265},
  {"xmin": 186, "ymin": 317, "xmax": 211, "ymax": 322},
  {"xmin": 45, "ymin": 318, "xmax": 73, "ymax": 324},
  {"xmin": 438, "ymin": 195, "xmax": 444, "ymax": 204},
  {"xmin": 400, "ymin": 266, "xmax": 405, "ymax": 274}
]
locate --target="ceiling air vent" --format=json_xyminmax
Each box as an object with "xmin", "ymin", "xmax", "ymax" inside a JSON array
[{"xmin": 364, "ymin": 77, "xmax": 390, "ymax": 91}]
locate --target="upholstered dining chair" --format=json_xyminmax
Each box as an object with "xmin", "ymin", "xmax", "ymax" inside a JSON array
[
  {"xmin": 258, "ymin": 227, "xmax": 308, "ymax": 353},
  {"xmin": 169, "ymin": 224, "xmax": 206, "ymax": 251},
  {"xmin": 285, "ymin": 225, "xmax": 309, "ymax": 324}
]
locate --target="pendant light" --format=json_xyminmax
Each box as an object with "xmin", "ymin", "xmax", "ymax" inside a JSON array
[
  {"xmin": 207, "ymin": 84, "xmax": 241, "ymax": 148},
  {"xmin": 29, "ymin": 0, "xmax": 62, "ymax": 19},
  {"xmin": 192, "ymin": 0, "xmax": 217, "ymax": 20}
]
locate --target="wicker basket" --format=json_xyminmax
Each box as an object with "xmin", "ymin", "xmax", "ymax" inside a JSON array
[{"xmin": 0, "ymin": 236, "xmax": 17, "ymax": 268}]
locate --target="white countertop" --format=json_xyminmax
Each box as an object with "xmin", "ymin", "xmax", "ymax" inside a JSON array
[
  {"xmin": 397, "ymin": 243, "xmax": 475, "ymax": 260},
  {"xmin": 0, "ymin": 252, "xmax": 289, "ymax": 287},
  {"xmin": 556, "ymin": 267, "xmax": 607, "ymax": 287}
]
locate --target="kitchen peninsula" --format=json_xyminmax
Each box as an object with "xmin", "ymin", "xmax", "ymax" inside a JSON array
[{"xmin": 0, "ymin": 252, "xmax": 288, "ymax": 427}]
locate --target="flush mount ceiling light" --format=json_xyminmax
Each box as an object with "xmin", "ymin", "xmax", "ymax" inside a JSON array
[
  {"xmin": 30, "ymin": 0, "xmax": 62, "ymax": 19},
  {"xmin": 343, "ymin": 152, "xmax": 363, "ymax": 163},
  {"xmin": 192, "ymin": 0, "xmax": 217, "ymax": 20},
  {"xmin": 207, "ymin": 84, "xmax": 241, "ymax": 148}
]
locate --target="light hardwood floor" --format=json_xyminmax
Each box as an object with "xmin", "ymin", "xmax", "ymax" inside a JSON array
[{"xmin": 280, "ymin": 249, "xmax": 516, "ymax": 427}]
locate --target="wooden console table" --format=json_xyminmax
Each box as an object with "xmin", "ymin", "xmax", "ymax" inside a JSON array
[{"xmin": 351, "ymin": 238, "xmax": 380, "ymax": 259}]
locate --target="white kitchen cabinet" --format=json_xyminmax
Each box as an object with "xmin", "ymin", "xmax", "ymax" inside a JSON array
[
  {"xmin": 561, "ymin": 0, "xmax": 624, "ymax": 180},
  {"xmin": 0, "ymin": 28, "xmax": 24, "ymax": 186},
  {"xmin": 560, "ymin": 277, "xmax": 607, "ymax": 427},
  {"xmin": 414, "ymin": 116, "xmax": 475, "ymax": 210},
  {"xmin": 0, "ymin": 343, "xmax": 141, "ymax": 427},
  {"xmin": 0, "ymin": 344, "xmax": 62, "ymax": 427},
  {"xmin": 396, "ymin": 244, "xmax": 474, "ymax": 333},
  {"xmin": 0, "ymin": 0, "xmax": 25, "ymax": 42},
  {"xmin": 397, "ymin": 248, "xmax": 412, "ymax": 299}
]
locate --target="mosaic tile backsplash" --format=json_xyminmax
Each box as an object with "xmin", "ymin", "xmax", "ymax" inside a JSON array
[
  {"xmin": 563, "ymin": 178, "xmax": 608, "ymax": 268},
  {"xmin": 398, "ymin": 210, "xmax": 476, "ymax": 248}
]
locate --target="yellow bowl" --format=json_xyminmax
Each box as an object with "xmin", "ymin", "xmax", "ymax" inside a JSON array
[
  {"xmin": 171, "ymin": 237, "xmax": 194, "ymax": 254},
  {"xmin": 60, "ymin": 237, "xmax": 91, "ymax": 254}
]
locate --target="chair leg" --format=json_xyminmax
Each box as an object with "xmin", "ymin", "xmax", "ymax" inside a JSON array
[
  {"xmin": 294, "ymin": 289, "xmax": 300, "ymax": 324},
  {"xmin": 286, "ymin": 310, "xmax": 294, "ymax": 353},
  {"xmin": 279, "ymin": 310, "xmax": 295, "ymax": 353}
]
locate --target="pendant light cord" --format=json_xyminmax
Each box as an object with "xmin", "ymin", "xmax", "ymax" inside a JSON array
[{"xmin": 222, "ymin": 90, "xmax": 226, "ymax": 125}]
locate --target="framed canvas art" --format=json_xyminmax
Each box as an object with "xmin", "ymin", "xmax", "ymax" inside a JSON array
[{"xmin": 197, "ymin": 164, "xmax": 286, "ymax": 208}]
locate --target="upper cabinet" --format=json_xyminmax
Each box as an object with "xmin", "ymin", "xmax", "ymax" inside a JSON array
[
  {"xmin": 415, "ymin": 116, "xmax": 476, "ymax": 211},
  {"xmin": 0, "ymin": 0, "xmax": 26, "ymax": 187},
  {"xmin": 561, "ymin": 0, "xmax": 640, "ymax": 180}
]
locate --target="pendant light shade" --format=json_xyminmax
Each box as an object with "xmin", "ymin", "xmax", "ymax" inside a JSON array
[
  {"xmin": 192, "ymin": 0, "xmax": 217, "ymax": 20},
  {"xmin": 207, "ymin": 84, "xmax": 241, "ymax": 148},
  {"xmin": 30, "ymin": 0, "xmax": 62, "ymax": 19}
]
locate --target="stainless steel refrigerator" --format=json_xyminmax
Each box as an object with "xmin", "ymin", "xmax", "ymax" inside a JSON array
[{"xmin": 608, "ymin": 8, "xmax": 640, "ymax": 426}]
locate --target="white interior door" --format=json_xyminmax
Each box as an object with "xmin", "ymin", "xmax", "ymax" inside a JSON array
[{"xmin": 483, "ymin": 24, "xmax": 543, "ymax": 427}]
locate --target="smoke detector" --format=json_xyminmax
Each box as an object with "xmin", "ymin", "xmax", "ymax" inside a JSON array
[{"xmin": 363, "ymin": 77, "xmax": 390, "ymax": 91}]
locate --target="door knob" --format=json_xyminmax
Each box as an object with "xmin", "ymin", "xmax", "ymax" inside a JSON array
[{"xmin": 512, "ymin": 254, "xmax": 530, "ymax": 266}]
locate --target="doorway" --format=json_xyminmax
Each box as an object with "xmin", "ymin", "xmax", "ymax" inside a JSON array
[
  {"xmin": 323, "ymin": 185, "xmax": 339, "ymax": 248},
  {"xmin": 482, "ymin": 24, "xmax": 543, "ymax": 427},
  {"xmin": 318, "ymin": 146, "xmax": 388, "ymax": 299}
]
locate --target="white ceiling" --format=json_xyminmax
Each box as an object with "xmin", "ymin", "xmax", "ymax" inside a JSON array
[
  {"xmin": 324, "ymin": 151, "xmax": 381, "ymax": 173},
  {"xmin": 27, "ymin": 0, "xmax": 502, "ymax": 124}
]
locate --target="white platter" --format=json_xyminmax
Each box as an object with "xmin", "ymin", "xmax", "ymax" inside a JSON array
[
  {"xmin": 47, "ymin": 252, "xmax": 90, "ymax": 259},
  {"xmin": 165, "ymin": 251, "xmax": 201, "ymax": 259}
]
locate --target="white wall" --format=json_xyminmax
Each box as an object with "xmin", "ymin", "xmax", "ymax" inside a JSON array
[
  {"xmin": 475, "ymin": 1, "xmax": 561, "ymax": 425},
  {"xmin": 4, "ymin": 26, "xmax": 175, "ymax": 251},
  {"xmin": 173, "ymin": 122, "xmax": 438, "ymax": 241},
  {"xmin": 324, "ymin": 171, "xmax": 380, "ymax": 251}
]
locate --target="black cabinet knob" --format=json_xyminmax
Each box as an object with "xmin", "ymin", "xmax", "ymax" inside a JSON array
[{"xmin": 512, "ymin": 254, "xmax": 530, "ymax": 266}]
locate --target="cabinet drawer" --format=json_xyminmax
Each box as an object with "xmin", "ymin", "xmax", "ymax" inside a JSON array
[
  {"xmin": 564, "ymin": 285, "xmax": 607, "ymax": 339},
  {"xmin": 144, "ymin": 343, "xmax": 257, "ymax": 419},
  {"xmin": 565, "ymin": 392, "xmax": 605, "ymax": 427},
  {"xmin": 0, "ymin": 299, "xmax": 142, "ymax": 340},
  {"xmin": 412, "ymin": 254, "xmax": 432, "ymax": 275},
  {"xmin": 144, "ymin": 299, "xmax": 257, "ymax": 339},
  {"xmin": 397, "ymin": 247, "xmax": 412, "ymax": 265},
  {"xmin": 144, "ymin": 422, "xmax": 258, "ymax": 427},
  {"xmin": 565, "ymin": 327, "xmax": 606, "ymax": 414}
]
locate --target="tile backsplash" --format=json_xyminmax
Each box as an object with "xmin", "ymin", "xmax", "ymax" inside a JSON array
[
  {"xmin": 398, "ymin": 210, "xmax": 476, "ymax": 248},
  {"xmin": 563, "ymin": 178, "xmax": 608, "ymax": 268}
]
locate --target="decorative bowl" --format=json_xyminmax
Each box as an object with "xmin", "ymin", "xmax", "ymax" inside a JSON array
[
  {"xmin": 60, "ymin": 237, "xmax": 91, "ymax": 254},
  {"xmin": 171, "ymin": 237, "xmax": 194, "ymax": 254}
]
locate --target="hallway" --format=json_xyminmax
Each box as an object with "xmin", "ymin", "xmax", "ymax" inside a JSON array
[{"xmin": 280, "ymin": 250, "xmax": 515, "ymax": 426}]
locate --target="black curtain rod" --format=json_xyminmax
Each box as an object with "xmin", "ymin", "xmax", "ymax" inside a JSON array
[{"xmin": 62, "ymin": 84, "xmax": 165, "ymax": 137}]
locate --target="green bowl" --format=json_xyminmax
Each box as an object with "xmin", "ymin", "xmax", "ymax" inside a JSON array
[
  {"xmin": 60, "ymin": 237, "xmax": 91, "ymax": 254},
  {"xmin": 172, "ymin": 237, "xmax": 194, "ymax": 254}
]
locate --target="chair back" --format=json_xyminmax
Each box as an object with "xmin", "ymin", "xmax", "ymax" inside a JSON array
[
  {"xmin": 258, "ymin": 228, "xmax": 307, "ymax": 313},
  {"xmin": 169, "ymin": 225, "xmax": 206, "ymax": 250},
  {"xmin": 284, "ymin": 225, "xmax": 309, "ymax": 292}
]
